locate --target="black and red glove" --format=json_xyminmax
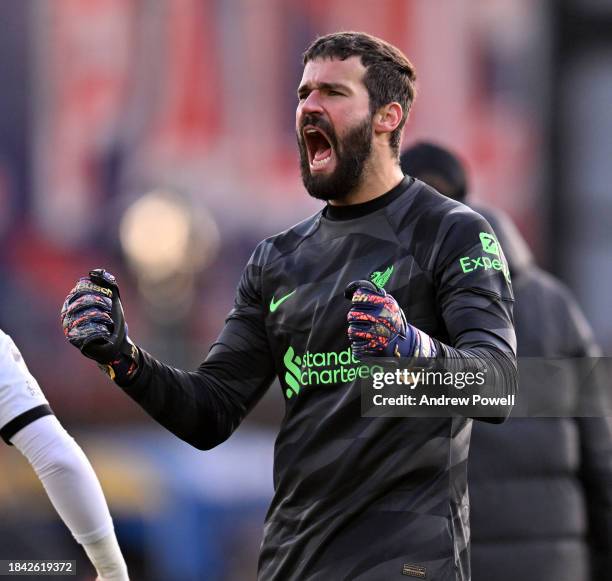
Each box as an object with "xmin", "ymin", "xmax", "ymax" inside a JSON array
[{"xmin": 61, "ymin": 269, "xmax": 139, "ymax": 383}]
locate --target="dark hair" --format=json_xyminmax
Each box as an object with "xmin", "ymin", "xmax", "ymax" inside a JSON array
[
  {"xmin": 400, "ymin": 142, "xmax": 468, "ymax": 202},
  {"xmin": 303, "ymin": 32, "xmax": 417, "ymax": 157}
]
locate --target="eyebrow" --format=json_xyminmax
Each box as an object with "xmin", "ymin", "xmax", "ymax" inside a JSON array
[{"xmin": 297, "ymin": 82, "xmax": 352, "ymax": 97}]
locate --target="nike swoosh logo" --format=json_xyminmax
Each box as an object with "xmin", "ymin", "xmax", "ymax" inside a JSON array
[{"xmin": 270, "ymin": 290, "xmax": 296, "ymax": 312}]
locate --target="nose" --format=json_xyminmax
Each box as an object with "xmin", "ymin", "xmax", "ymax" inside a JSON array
[{"xmin": 300, "ymin": 90, "xmax": 324, "ymax": 115}]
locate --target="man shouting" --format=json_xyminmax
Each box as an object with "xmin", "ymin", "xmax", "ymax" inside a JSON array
[{"xmin": 62, "ymin": 32, "xmax": 517, "ymax": 581}]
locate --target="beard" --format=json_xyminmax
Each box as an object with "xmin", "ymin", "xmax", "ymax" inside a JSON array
[{"xmin": 297, "ymin": 113, "xmax": 373, "ymax": 201}]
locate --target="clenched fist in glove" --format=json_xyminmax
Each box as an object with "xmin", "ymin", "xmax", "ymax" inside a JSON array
[
  {"xmin": 345, "ymin": 280, "xmax": 438, "ymax": 360},
  {"xmin": 61, "ymin": 269, "xmax": 139, "ymax": 384}
]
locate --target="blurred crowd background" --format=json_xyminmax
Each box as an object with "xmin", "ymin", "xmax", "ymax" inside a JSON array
[{"xmin": 0, "ymin": 1, "xmax": 610, "ymax": 579}]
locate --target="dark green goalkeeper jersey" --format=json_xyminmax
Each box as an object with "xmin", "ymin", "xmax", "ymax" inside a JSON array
[{"xmin": 122, "ymin": 176, "xmax": 517, "ymax": 581}]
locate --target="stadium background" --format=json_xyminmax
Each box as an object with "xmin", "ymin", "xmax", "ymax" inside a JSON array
[{"xmin": 0, "ymin": 1, "xmax": 610, "ymax": 579}]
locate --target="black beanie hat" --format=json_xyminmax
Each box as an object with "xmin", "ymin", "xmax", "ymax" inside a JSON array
[{"xmin": 400, "ymin": 142, "xmax": 468, "ymax": 202}]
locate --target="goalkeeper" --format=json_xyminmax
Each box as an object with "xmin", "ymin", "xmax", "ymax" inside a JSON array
[{"xmin": 61, "ymin": 32, "xmax": 516, "ymax": 581}]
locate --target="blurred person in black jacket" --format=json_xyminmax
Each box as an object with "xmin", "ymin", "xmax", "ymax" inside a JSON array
[{"xmin": 401, "ymin": 142, "xmax": 612, "ymax": 581}]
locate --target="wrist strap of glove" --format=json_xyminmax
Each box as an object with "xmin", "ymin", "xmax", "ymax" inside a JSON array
[
  {"xmin": 97, "ymin": 340, "xmax": 140, "ymax": 386},
  {"xmin": 390, "ymin": 325, "xmax": 438, "ymax": 359}
]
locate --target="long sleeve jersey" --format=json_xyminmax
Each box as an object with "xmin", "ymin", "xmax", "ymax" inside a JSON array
[{"xmin": 120, "ymin": 176, "xmax": 517, "ymax": 581}]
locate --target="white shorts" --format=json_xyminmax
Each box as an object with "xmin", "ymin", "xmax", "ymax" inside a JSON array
[{"xmin": 0, "ymin": 330, "xmax": 52, "ymax": 444}]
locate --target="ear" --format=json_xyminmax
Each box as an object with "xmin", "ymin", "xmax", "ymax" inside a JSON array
[{"xmin": 372, "ymin": 102, "xmax": 403, "ymax": 135}]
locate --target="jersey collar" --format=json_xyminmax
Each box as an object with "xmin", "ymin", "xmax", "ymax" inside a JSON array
[{"xmin": 324, "ymin": 176, "xmax": 413, "ymax": 221}]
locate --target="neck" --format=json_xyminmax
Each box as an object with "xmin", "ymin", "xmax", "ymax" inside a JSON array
[{"xmin": 328, "ymin": 152, "xmax": 404, "ymax": 206}]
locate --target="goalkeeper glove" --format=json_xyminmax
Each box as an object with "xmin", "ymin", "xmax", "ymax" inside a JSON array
[
  {"xmin": 61, "ymin": 269, "xmax": 139, "ymax": 384},
  {"xmin": 345, "ymin": 280, "xmax": 437, "ymax": 360}
]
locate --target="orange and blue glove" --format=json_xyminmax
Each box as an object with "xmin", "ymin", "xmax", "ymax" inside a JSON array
[{"xmin": 345, "ymin": 280, "xmax": 437, "ymax": 360}]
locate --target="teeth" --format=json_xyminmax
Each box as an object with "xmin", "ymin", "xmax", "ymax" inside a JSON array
[{"xmin": 311, "ymin": 156, "xmax": 331, "ymax": 168}]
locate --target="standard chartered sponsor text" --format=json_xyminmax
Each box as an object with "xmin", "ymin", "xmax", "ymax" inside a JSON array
[{"xmin": 284, "ymin": 345, "xmax": 384, "ymax": 398}]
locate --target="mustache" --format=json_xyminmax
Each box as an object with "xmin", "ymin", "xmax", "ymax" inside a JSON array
[{"xmin": 299, "ymin": 114, "xmax": 337, "ymax": 148}]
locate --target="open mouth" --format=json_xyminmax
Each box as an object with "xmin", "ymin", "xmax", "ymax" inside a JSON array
[{"xmin": 302, "ymin": 125, "xmax": 335, "ymax": 172}]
